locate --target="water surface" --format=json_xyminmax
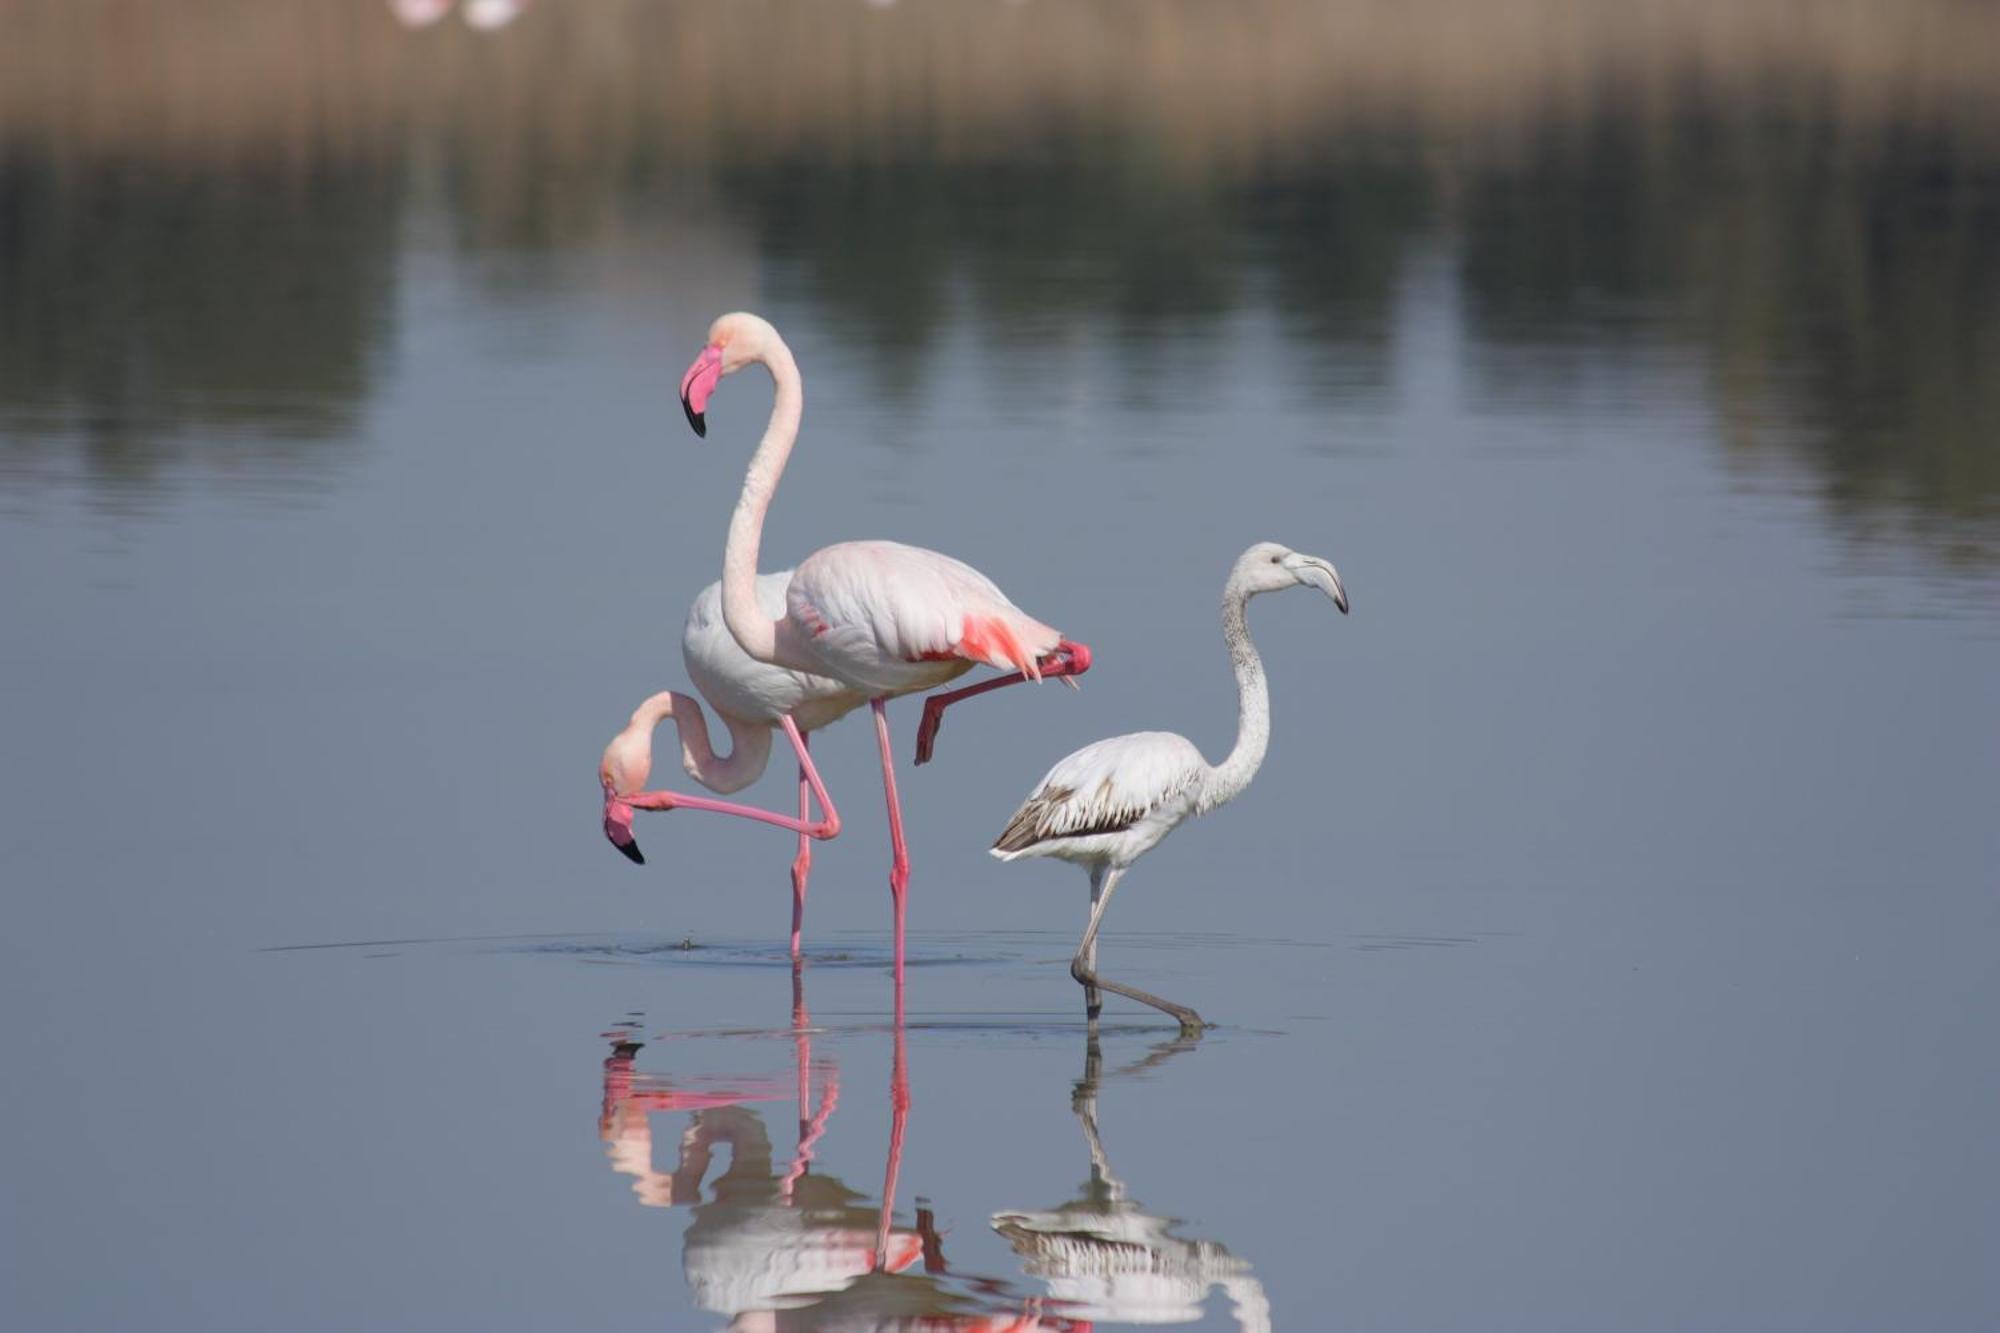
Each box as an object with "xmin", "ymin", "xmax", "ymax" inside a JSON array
[{"xmin": 2, "ymin": 4, "xmax": 1997, "ymax": 1329}]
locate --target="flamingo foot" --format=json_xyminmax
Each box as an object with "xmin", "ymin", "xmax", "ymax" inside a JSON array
[{"xmin": 1044, "ymin": 639, "xmax": 1093, "ymax": 679}]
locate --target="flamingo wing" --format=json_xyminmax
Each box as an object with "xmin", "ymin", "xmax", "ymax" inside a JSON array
[
  {"xmin": 992, "ymin": 731, "xmax": 1207, "ymax": 854},
  {"xmin": 789, "ymin": 541, "xmax": 1061, "ymax": 680}
]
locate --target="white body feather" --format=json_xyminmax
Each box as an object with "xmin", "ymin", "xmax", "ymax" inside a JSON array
[
  {"xmin": 990, "ymin": 732, "xmax": 1208, "ymax": 867},
  {"xmin": 682, "ymin": 570, "xmax": 868, "ymax": 734},
  {"xmin": 786, "ymin": 539, "xmax": 1061, "ymax": 696}
]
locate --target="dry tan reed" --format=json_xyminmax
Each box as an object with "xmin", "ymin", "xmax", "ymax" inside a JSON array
[{"xmin": 3, "ymin": 0, "xmax": 1997, "ymax": 170}]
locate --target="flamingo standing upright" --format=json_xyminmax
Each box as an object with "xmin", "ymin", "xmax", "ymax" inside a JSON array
[
  {"xmin": 677, "ymin": 313, "xmax": 1093, "ymax": 997},
  {"xmin": 601, "ymin": 572, "xmax": 868, "ymax": 958},
  {"xmin": 990, "ymin": 542, "xmax": 1348, "ymax": 1034}
]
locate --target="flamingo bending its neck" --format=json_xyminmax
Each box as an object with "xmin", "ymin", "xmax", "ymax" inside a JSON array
[
  {"xmin": 990, "ymin": 542, "xmax": 1348, "ymax": 1034},
  {"xmin": 601, "ymin": 573, "xmax": 867, "ymax": 958},
  {"xmin": 678, "ymin": 312, "xmax": 1093, "ymax": 999}
]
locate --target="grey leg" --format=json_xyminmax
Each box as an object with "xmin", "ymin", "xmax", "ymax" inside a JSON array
[{"xmin": 1069, "ymin": 866, "xmax": 1209, "ymax": 1036}]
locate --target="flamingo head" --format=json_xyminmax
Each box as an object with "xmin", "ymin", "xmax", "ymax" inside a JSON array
[
  {"xmin": 1236, "ymin": 541, "xmax": 1349, "ymax": 613},
  {"xmin": 678, "ymin": 311, "xmax": 781, "ymax": 438},
  {"xmin": 599, "ymin": 707, "xmax": 661, "ymax": 866}
]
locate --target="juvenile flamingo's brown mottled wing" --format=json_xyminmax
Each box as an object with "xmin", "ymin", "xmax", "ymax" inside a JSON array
[{"xmin": 993, "ymin": 731, "xmax": 1206, "ymax": 853}]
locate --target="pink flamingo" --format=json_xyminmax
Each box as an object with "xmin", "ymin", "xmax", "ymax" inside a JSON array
[
  {"xmin": 678, "ymin": 312, "xmax": 1093, "ymax": 997},
  {"xmin": 600, "ymin": 573, "xmax": 866, "ymax": 958}
]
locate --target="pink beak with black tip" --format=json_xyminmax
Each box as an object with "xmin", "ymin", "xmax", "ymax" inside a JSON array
[
  {"xmin": 679, "ymin": 344, "xmax": 723, "ymax": 437},
  {"xmin": 603, "ymin": 783, "xmax": 646, "ymax": 865}
]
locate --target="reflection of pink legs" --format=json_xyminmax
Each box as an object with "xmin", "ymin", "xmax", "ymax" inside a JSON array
[
  {"xmin": 871, "ymin": 699, "xmax": 911, "ymax": 1009},
  {"xmin": 873, "ymin": 1022, "xmax": 911, "ymax": 1270},
  {"xmin": 625, "ymin": 716, "xmax": 840, "ymax": 842},
  {"xmin": 779, "ymin": 976, "xmax": 838, "ymax": 1202},
  {"xmin": 790, "ymin": 735, "xmax": 813, "ymax": 959},
  {"xmin": 913, "ymin": 640, "xmax": 1093, "ymax": 765}
]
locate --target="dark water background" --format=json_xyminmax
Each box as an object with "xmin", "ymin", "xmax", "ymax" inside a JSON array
[{"xmin": 3, "ymin": 3, "xmax": 1997, "ymax": 1329}]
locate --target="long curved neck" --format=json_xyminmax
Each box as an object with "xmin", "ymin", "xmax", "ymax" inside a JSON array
[
  {"xmin": 636, "ymin": 691, "xmax": 773, "ymax": 795},
  {"xmin": 720, "ymin": 338, "xmax": 812, "ymax": 669},
  {"xmin": 1200, "ymin": 581, "xmax": 1269, "ymax": 811}
]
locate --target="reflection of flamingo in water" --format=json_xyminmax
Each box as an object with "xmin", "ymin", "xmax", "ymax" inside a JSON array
[
  {"xmin": 599, "ymin": 573, "xmax": 862, "ymax": 959},
  {"xmin": 675, "ymin": 312, "xmax": 1093, "ymax": 998},
  {"xmin": 600, "ymin": 971, "xmax": 846, "ymax": 1212},
  {"xmin": 992, "ymin": 1038, "xmax": 1271, "ymax": 1332},
  {"xmin": 597, "ymin": 989, "xmax": 1081, "ymax": 1330}
]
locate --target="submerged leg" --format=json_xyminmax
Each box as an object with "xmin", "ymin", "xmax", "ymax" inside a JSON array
[
  {"xmin": 618, "ymin": 715, "xmax": 841, "ymax": 847},
  {"xmin": 790, "ymin": 733, "xmax": 813, "ymax": 960},
  {"xmin": 1071, "ymin": 866, "xmax": 1208, "ymax": 1036},
  {"xmin": 913, "ymin": 639, "xmax": 1092, "ymax": 765},
  {"xmin": 871, "ymin": 699, "xmax": 911, "ymax": 1019}
]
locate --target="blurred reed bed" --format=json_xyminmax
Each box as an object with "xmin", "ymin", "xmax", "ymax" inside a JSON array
[
  {"xmin": 2, "ymin": 0, "xmax": 1997, "ymax": 175},
  {"xmin": 1, "ymin": 0, "xmax": 1995, "ymax": 568}
]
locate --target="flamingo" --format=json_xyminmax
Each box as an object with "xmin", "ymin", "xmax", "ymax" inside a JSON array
[
  {"xmin": 990, "ymin": 541, "xmax": 1348, "ymax": 1034},
  {"xmin": 600, "ymin": 572, "xmax": 867, "ymax": 958},
  {"xmin": 678, "ymin": 312, "xmax": 1093, "ymax": 996},
  {"xmin": 386, "ymin": 0, "xmax": 535, "ymax": 30}
]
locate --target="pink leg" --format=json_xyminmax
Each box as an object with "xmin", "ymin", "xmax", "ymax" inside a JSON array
[
  {"xmin": 871, "ymin": 698, "xmax": 910, "ymax": 1017},
  {"xmin": 620, "ymin": 716, "xmax": 840, "ymax": 842},
  {"xmin": 790, "ymin": 734, "xmax": 812, "ymax": 960},
  {"xmin": 913, "ymin": 639, "xmax": 1093, "ymax": 765},
  {"xmin": 874, "ymin": 1020, "xmax": 911, "ymax": 1270}
]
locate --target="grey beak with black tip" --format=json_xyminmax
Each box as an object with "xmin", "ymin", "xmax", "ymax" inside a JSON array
[{"xmin": 1283, "ymin": 552, "xmax": 1350, "ymax": 614}]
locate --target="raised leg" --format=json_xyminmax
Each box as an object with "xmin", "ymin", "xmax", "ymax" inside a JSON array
[
  {"xmin": 913, "ymin": 639, "xmax": 1093, "ymax": 765},
  {"xmin": 1071, "ymin": 866, "xmax": 1209, "ymax": 1036},
  {"xmin": 618, "ymin": 715, "xmax": 841, "ymax": 844},
  {"xmin": 790, "ymin": 733, "xmax": 812, "ymax": 960},
  {"xmin": 872, "ymin": 698, "xmax": 910, "ymax": 1017}
]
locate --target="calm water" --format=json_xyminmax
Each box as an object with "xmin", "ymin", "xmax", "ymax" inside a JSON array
[{"xmin": 3, "ymin": 4, "xmax": 1999, "ymax": 1330}]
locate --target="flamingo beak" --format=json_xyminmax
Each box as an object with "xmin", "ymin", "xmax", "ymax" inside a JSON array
[
  {"xmin": 603, "ymin": 784, "xmax": 645, "ymax": 865},
  {"xmin": 1285, "ymin": 554, "xmax": 1349, "ymax": 614},
  {"xmin": 679, "ymin": 344, "xmax": 723, "ymax": 438}
]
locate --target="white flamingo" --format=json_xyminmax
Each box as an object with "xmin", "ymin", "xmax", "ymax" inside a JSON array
[
  {"xmin": 600, "ymin": 573, "xmax": 866, "ymax": 958},
  {"xmin": 991, "ymin": 542, "xmax": 1348, "ymax": 1033},
  {"xmin": 677, "ymin": 312, "xmax": 1093, "ymax": 999},
  {"xmin": 386, "ymin": 0, "xmax": 535, "ymax": 30}
]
